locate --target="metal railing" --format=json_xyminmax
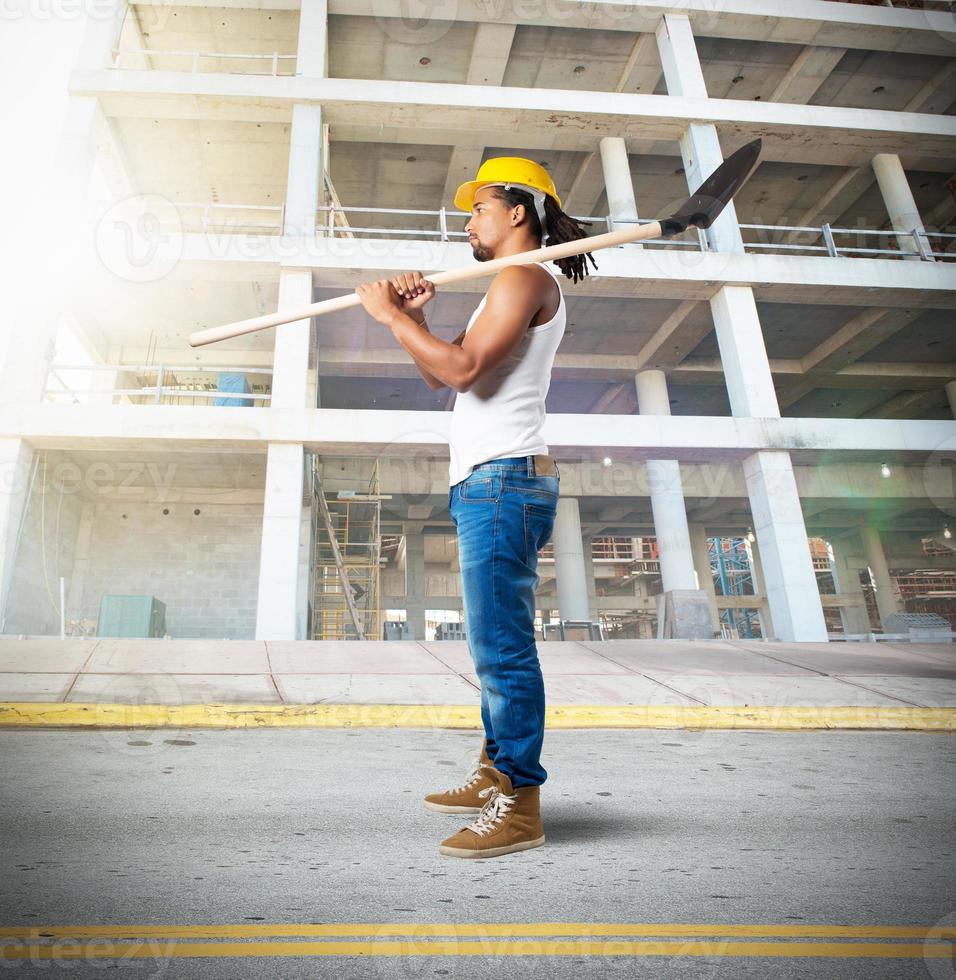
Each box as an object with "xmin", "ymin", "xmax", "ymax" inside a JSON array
[
  {"xmin": 129, "ymin": 197, "xmax": 955, "ymax": 262},
  {"xmin": 45, "ymin": 364, "xmax": 273, "ymax": 407},
  {"xmin": 315, "ymin": 204, "xmax": 955, "ymax": 261},
  {"xmin": 828, "ymin": 0, "xmax": 953, "ymax": 9},
  {"xmin": 738, "ymin": 223, "xmax": 955, "ymax": 261},
  {"xmin": 111, "ymin": 47, "xmax": 297, "ymax": 76}
]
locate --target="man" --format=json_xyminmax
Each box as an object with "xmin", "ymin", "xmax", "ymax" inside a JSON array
[{"xmin": 356, "ymin": 158, "xmax": 595, "ymax": 859}]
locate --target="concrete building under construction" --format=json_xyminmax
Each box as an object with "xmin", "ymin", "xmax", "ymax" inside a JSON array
[{"xmin": 2, "ymin": 0, "xmax": 955, "ymax": 645}]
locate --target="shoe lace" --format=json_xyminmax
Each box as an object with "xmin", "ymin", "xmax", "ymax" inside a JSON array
[
  {"xmin": 466, "ymin": 784, "xmax": 517, "ymax": 837},
  {"xmin": 444, "ymin": 757, "xmax": 484, "ymax": 795}
]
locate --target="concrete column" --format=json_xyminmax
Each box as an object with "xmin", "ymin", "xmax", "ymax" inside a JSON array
[
  {"xmin": 284, "ymin": 106, "xmax": 323, "ymax": 239},
  {"xmin": 634, "ymin": 371, "xmax": 698, "ymax": 593},
  {"xmin": 65, "ymin": 501, "xmax": 96, "ymax": 627},
  {"xmin": 0, "ymin": 440, "xmax": 35, "ymax": 633},
  {"xmin": 598, "ymin": 137, "xmax": 641, "ymax": 247},
  {"xmin": 7, "ymin": 5, "xmax": 129, "ymax": 412},
  {"xmin": 272, "ymin": 269, "xmax": 315, "ymax": 410},
  {"xmin": 283, "ymin": 0, "xmax": 326, "ymax": 238},
  {"xmin": 654, "ymin": 14, "xmax": 743, "ymax": 254},
  {"xmin": 860, "ymin": 525, "xmax": 903, "ymax": 628},
  {"xmin": 688, "ymin": 523, "xmax": 719, "ymax": 629},
  {"xmin": 709, "ymin": 285, "xmax": 780, "ymax": 419},
  {"xmin": 257, "ymin": 270, "xmax": 315, "ymax": 639},
  {"xmin": 78, "ymin": 0, "xmax": 129, "ymax": 69},
  {"xmin": 742, "ymin": 453, "xmax": 826, "ymax": 641},
  {"xmin": 552, "ymin": 497, "xmax": 590, "ymax": 621},
  {"xmin": 581, "ymin": 532, "xmax": 598, "ymax": 621},
  {"xmin": 945, "ymin": 379, "xmax": 956, "ymax": 418},
  {"xmin": 296, "ymin": 499, "xmax": 313, "ymax": 640},
  {"xmin": 872, "ymin": 153, "xmax": 932, "ymax": 262},
  {"xmin": 403, "ymin": 529, "xmax": 427, "ymax": 640},
  {"xmin": 255, "ymin": 443, "xmax": 306, "ymax": 640},
  {"xmin": 747, "ymin": 537, "xmax": 775, "ymax": 640},
  {"xmin": 709, "ymin": 286, "xmax": 827, "ymax": 641},
  {"xmin": 829, "ymin": 537, "xmax": 872, "ymax": 635},
  {"xmin": 297, "ymin": 0, "xmax": 328, "ymax": 77}
]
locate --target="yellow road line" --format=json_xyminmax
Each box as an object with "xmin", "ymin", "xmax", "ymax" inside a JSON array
[
  {"xmin": 0, "ymin": 703, "xmax": 953, "ymax": 730},
  {"xmin": 1, "ymin": 923, "xmax": 954, "ymax": 941},
  {"xmin": 1, "ymin": 939, "xmax": 953, "ymax": 960}
]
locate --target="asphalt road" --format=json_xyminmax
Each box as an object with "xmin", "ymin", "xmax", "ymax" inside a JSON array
[{"xmin": 0, "ymin": 726, "xmax": 953, "ymax": 978}]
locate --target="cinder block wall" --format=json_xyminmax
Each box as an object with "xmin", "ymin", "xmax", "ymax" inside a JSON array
[
  {"xmin": 73, "ymin": 502, "xmax": 263, "ymax": 639},
  {"xmin": 3, "ymin": 455, "xmax": 85, "ymax": 636}
]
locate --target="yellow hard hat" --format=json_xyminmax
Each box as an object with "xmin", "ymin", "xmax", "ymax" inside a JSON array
[{"xmin": 454, "ymin": 156, "xmax": 561, "ymax": 212}]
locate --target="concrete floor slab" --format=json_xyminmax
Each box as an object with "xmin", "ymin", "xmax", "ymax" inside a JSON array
[
  {"xmin": 267, "ymin": 641, "xmax": 450, "ymax": 674},
  {"xmin": 830, "ymin": 675, "xmax": 956, "ymax": 708},
  {"xmin": 734, "ymin": 642, "xmax": 956, "ymax": 678},
  {"xmin": 462, "ymin": 670, "xmax": 701, "ymax": 706},
  {"xmin": 538, "ymin": 674, "xmax": 700, "ymax": 705},
  {"xmin": 422, "ymin": 640, "xmax": 632, "ymax": 675},
  {"xmin": 582, "ymin": 640, "xmax": 813, "ymax": 676},
  {"xmin": 67, "ymin": 673, "xmax": 280, "ymax": 704},
  {"xmin": 885, "ymin": 643, "xmax": 956, "ymax": 665},
  {"xmin": 275, "ymin": 672, "xmax": 480, "ymax": 704},
  {"xmin": 416, "ymin": 641, "xmax": 471, "ymax": 671},
  {"xmin": 640, "ymin": 673, "xmax": 913, "ymax": 708},
  {"xmin": 86, "ymin": 640, "xmax": 269, "ymax": 674},
  {"xmin": 0, "ymin": 639, "xmax": 98, "ymax": 672},
  {"xmin": 0, "ymin": 673, "xmax": 77, "ymax": 701}
]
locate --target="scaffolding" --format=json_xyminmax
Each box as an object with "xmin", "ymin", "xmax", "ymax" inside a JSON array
[
  {"xmin": 308, "ymin": 457, "xmax": 386, "ymax": 640},
  {"xmin": 709, "ymin": 536, "xmax": 761, "ymax": 639}
]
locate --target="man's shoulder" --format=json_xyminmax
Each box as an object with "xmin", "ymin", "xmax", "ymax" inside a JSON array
[{"xmin": 491, "ymin": 263, "xmax": 556, "ymax": 297}]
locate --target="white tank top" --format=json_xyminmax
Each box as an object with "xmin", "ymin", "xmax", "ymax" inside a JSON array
[{"xmin": 448, "ymin": 261, "xmax": 566, "ymax": 487}]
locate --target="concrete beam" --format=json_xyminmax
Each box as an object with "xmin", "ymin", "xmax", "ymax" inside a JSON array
[
  {"xmin": 439, "ymin": 22, "xmax": 517, "ymax": 209},
  {"xmin": 795, "ymin": 167, "xmax": 874, "ymax": 229},
  {"xmin": 108, "ymin": 234, "xmax": 956, "ymax": 308},
  {"xmin": 770, "ymin": 46, "xmax": 846, "ymax": 105},
  {"xmin": 903, "ymin": 61, "xmax": 956, "ymax": 115},
  {"xmin": 861, "ymin": 389, "xmax": 949, "ymax": 420},
  {"xmin": 70, "ymin": 71, "xmax": 956, "ymax": 170},
  {"xmin": 778, "ymin": 308, "xmax": 922, "ymax": 409},
  {"xmin": 130, "ymin": 0, "xmax": 956, "ymax": 57},
  {"xmin": 589, "ymin": 383, "xmax": 628, "ymax": 414},
  {"xmin": 632, "ymin": 300, "xmax": 701, "ymax": 371},
  {"xmin": 311, "ymin": 348, "xmax": 954, "ymax": 392},
  {"xmin": 4, "ymin": 404, "xmax": 953, "ymax": 461}
]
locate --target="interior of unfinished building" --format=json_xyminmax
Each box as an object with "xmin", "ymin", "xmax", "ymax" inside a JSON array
[{"xmin": 2, "ymin": 0, "xmax": 955, "ymax": 645}]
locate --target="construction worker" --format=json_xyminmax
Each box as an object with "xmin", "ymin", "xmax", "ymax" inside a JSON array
[{"xmin": 355, "ymin": 158, "xmax": 596, "ymax": 858}]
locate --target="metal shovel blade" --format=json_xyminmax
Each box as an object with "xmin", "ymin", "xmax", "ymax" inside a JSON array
[{"xmin": 659, "ymin": 138, "xmax": 762, "ymax": 237}]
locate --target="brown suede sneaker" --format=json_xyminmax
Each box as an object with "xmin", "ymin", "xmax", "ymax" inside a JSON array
[
  {"xmin": 438, "ymin": 765, "xmax": 545, "ymax": 859},
  {"xmin": 423, "ymin": 739, "xmax": 494, "ymax": 814}
]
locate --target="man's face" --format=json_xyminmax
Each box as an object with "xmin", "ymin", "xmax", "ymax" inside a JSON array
[{"xmin": 463, "ymin": 187, "xmax": 514, "ymax": 261}]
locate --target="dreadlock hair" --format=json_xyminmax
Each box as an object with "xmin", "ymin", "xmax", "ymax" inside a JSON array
[{"xmin": 489, "ymin": 185, "xmax": 598, "ymax": 284}]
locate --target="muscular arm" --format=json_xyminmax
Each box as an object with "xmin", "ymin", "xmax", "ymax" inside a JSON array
[
  {"xmin": 386, "ymin": 266, "xmax": 550, "ymax": 393},
  {"xmin": 412, "ymin": 322, "xmax": 467, "ymax": 391}
]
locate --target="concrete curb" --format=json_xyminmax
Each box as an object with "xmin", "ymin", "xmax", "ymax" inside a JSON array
[{"xmin": 0, "ymin": 703, "xmax": 953, "ymax": 730}]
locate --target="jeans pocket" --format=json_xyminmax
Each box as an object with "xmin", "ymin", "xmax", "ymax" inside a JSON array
[
  {"xmin": 524, "ymin": 501, "xmax": 557, "ymax": 565},
  {"xmin": 460, "ymin": 473, "xmax": 502, "ymax": 501}
]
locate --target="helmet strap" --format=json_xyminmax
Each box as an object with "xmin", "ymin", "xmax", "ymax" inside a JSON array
[{"xmin": 485, "ymin": 182, "xmax": 550, "ymax": 243}]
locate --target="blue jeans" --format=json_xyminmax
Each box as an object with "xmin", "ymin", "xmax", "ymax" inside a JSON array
[{"xmin": 448, "ymin": 455, "xmax": 560, "ymax": 788}]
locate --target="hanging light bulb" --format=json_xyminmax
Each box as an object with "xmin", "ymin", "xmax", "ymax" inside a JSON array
[
  {"xmin": 602, "ymin": 456, "xmax": 612, "ymax": 467},
  {"xmin": 880, "ymin": 462, "xmax": 892, "ymax": 478},
  {"xmin": 945, "ymin": 526, "xmax": 953, "ymax": 540},
  {"xmin": 746, "ymin": 528, "xmax": 755, "ymax": 543}
]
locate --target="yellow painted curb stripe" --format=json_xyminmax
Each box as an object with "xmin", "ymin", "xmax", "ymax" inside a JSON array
[
  {"xmin": 2, "ymin": 939, "xmax": 953, "ymax": 960},
  {"xmin": 0, "ymin": 703, "xmax": 953, "ymax": 730},
  {"xmin": 1, "ymin": 923, "xmax": 954, "ymax": 941}
]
